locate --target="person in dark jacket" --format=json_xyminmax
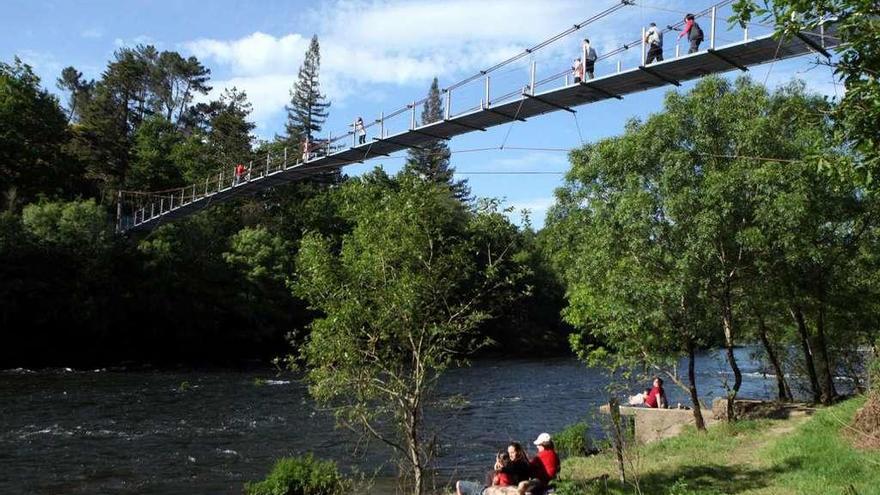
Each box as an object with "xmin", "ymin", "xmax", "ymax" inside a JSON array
[
  {"xmin": 678, "ymin": 13, "xmax": 704, "ymax": 54},
  {"xmin": 504, "ymin": 442, "xmax": 530, "ymax": 485}
]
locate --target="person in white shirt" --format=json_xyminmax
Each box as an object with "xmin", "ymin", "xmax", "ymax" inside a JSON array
[{"xmin": 644, "ymin": 22, "xmax": 664, "ymax": 65}]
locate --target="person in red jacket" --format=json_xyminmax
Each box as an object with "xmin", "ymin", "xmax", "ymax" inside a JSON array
[
  {"xmin": 678, "ymin": 13, "xmax": 704, "ymax": 54},
  {"xmin": 233, "ymin": 163, "xmax": 247, "ymax": 185},
  {"xmin": 517, "ymin": 433, "xmax": 560, "ymax": 495},
  {"xmin": 644, "ymin": 376, "xmax": 668, "ymax": 409}
]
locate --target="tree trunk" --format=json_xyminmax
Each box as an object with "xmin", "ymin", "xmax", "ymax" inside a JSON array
[
  {"xmin": 721, "ymin": 284, "xmax": 742, "ymax": 421},
  {"xmin": 814, "ymin": 303, "xmax": 838, "ymax": 404},
  {"xmin": 790, "ymin": 304, "xmax": 821, "ymax": 403},
  {"xmin": 686, "ymin": 338, "xmax": 707, "ymax": 431},
  {"xmin": 755, "ymin": 311, "xmax": 792, "ymax": 401},
  {"xmin": 608, "ymin": 397, "xmax": 627, "ymax": 483}
]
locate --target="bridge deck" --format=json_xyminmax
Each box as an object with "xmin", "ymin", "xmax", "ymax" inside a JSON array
[{"xmin": 125, "ymin": 26, "xmax": 838, "ymax": 232}]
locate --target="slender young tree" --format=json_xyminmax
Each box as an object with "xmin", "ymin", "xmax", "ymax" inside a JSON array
[
  {"xmin": 285, "ymin": 35, "xmax": 330, "ymax": 145},
  {"xmin": 404, "ymin": 77, "xmax": 469, "ymax": 200}
]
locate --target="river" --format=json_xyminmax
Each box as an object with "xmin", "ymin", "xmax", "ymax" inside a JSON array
[{"xmin": 0, "ymin": 349, "xmax": 803, "ymax": 494}]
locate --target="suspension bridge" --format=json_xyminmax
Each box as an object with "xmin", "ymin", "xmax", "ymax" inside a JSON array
[{"xmin": 117, "ymin": 0, "xmax": 840, "ymax": 233}]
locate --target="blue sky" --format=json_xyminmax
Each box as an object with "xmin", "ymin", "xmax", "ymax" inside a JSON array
[{"xmin": 2, "ymin": 0, "xmax": 841, "ymax": 228}]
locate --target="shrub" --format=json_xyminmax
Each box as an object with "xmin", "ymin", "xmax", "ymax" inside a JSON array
[
  {"xmin": 555, "ymin": 422, "xmax": 591, "ymax": 458},
  {"xmin": 244, "ymin": 454, "xmax": 351, "ymax": 495}
]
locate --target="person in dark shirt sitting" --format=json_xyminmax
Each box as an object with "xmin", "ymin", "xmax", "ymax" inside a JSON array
[{"xmin": 504, "ymin": 442, "xmax": 530, "ymax": 484}]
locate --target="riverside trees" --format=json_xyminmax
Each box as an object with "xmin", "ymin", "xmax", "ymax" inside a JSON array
[
  {"xmin": 293, "ymin": 170, "xmax": 527, "ymax": 494},
  {"xmin": 547, "ymin": 76, "xmax": 876, "ymax": 417}
]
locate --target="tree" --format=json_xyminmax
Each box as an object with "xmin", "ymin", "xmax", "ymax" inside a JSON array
[
  {"xmin": 0, "ymin": 58, "xmax": 76, "ymax": 206},
  {"xmin": 546, "ymin": 123, "xmax": 713, "ymax": 430},
  {"xmin": 56, "ymin": 66, "xmax": 94, "ymax": 123},
  {"xmin": 733, "ymin": 0, "xmax": 880, "ymax": 186},
  {"xmin": 285, "ymin": 35, "xmax": 330, "ymax": 144},
  {"xmin": 208, "ymin": 87, "xmax": 255, "ymax": 168},
  {"xmin": 126, "ymin": 115, "xmax": 185, "ymax": 191},
  {"xmin": 155, "ymin": 51, "xmax": 211, "ymax": 124},
  {"xmin": 403, "ymin": 77, "xmax": 469, "ymax": 200},
  {"xmin": 293, "ymin": 171, "xmax": 516, "ymax": 495}
]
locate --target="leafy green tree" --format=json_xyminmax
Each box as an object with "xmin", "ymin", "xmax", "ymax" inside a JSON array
[
  {"xmin": 0, "ymin": 58, "xmax": 76, "ymax": 206},
  {"xmin": 56, "ymin": 66, "xmax": 94, "ymax": 123},
  {"xmin": 546, "ymin": 126, "xmax": 713, "ymax": 429},
  {"xmin": 733, "ymin": 0, "xmax": 880, "ymax": 185},
  {"xmin": 293, "ymin": 171, "xmax": 516, "ymax": 494},
  {"xmin": 404, "ymin": 77, "xmax": 469, "ymax": 200},
  {"xmin": 285, "ymin": 35, "xmax": 330, "ymax": 144},
  {"xmin": 155, "ymin": 51, "xmax": 211, "ymax": 124},
  {"xmin": 208, "ymin": 87, "xmax": 255, "ymax": 168},
  {"xmin": 126, "ymin": 115, "xmax": 184, "ymax": 190}
]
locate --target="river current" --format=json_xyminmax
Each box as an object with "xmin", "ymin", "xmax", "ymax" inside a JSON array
[{"xmin": 0, "ymin": 350, "xmax": 799, "ymax": 494}]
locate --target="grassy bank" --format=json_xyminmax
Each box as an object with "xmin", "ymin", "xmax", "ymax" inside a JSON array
[{"xmin": 560, "ymin": 398, "xmax": 880, "ymax": 495}]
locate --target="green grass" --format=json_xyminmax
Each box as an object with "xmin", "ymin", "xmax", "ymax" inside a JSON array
[{"xmin": 559, "ymin": 398, "xmax": 880, "ymax": 495}]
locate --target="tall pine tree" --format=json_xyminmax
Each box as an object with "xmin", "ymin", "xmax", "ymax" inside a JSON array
[
  {"xmin": 285, "ymin": 35, "xmax": 330, "ymax": 144},
  {"xmin": 404, "ymin": 77, "xmax": 469, "ymax": 200}
]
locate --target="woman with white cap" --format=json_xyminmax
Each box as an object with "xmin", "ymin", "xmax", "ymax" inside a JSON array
[{"xmin": 517, "ymin": 433, "xmax": 560, "ymax": 495}]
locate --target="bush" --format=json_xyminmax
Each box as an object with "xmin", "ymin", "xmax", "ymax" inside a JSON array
[
  {"xmin": 555, "ymin": 422, "xmax": 591, "ymax": 458},
  {"xmin": 244, "ymin": 454, "xmax": 351, "ymax": 495}
]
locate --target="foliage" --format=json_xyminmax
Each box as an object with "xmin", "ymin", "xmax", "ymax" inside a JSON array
[
  {"xmin": 555, "ymin": 422, "xmax": 592, "ymax": 458},
  {"xmin": 0, "ymin": 58, "xmax": 76, "ymax": 205},
  {"xmin": 293, "ymin": 171, "xmax": 520, "ymax": 494},
  {"xmin": 21, "ymin": 198, "xmax": 111, "ymax": 252},
  {"xmin": 243, "ymin": 454, "xmax": 351, "ymax": 495},
  {"xmin": 732, "ymin": 0, "xmax": 880, "ymax": 186}
]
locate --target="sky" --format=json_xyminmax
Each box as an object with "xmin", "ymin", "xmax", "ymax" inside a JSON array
[{"xmin": 1, "ymin": 0, "xmax": 842, "ymax": 228}]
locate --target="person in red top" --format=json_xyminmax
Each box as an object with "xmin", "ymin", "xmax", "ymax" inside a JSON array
[
  {"xmin": 233, "ymin": 163, "xmax": 247, "ymax": 185},
  {"xmin": 456, "ymin": 451, "xmax": 515, "ymax": 495},
  {"xmin": 644, "ymin": 376, "xmax": 668, "ymax": 409},
  {"xmin": 677, "ymin": 13, "xmax": 704, "ymax": 54},
  {"xmin": 517, "ymin": 433, "xmax": 560, "ymax": 495}
]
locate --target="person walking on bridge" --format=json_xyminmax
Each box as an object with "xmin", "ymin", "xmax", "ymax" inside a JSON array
[
  {"xmin": 233, "ymin": 163, "xmax": 247, "ymax": 186},
  {"xmin": 644, "ymin": 22, "xmax": 664, "ymax": 65},
  {"xmin": 582, "ymin": 38, "xmax": 598, "ymax": 80},
  {"xmin": 571, "ymin": 57, "xmax": 584, "ymax": 83},
  {"xmin": 678, "ymin": 13, "xmax": 704, "ymax": 54},
  {"xmin": 355, "ymin": 117, "xmax": 366, "ymax": 145}
]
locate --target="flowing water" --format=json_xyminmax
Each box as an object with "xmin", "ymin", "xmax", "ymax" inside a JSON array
[{"xmin": 0, "ymin": 350, "xmax": 803, "ymax": 494}]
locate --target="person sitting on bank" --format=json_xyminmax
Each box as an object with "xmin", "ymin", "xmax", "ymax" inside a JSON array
[
  {"xmin": 628, "ymin": 388, "xmax": 652, "ymax": 406},
  {"xmin": 456, "ymin": 451, "xmax": 516, "ymax": 495},
  {"xmin": 503, "ymin": 442, "xmax": 530, "ymax": 485},
  {"xmin": 644, "ymin": 376, "xmax": 668, "ymax": 409},
  {"xmin": 517, "ymin": 433, "xmax": 560, "ymax": 495}
]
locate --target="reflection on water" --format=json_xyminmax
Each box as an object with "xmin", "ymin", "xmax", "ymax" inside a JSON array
[{"xmin": 0, "ymin": 349, "xmax": 824, "ymax": 494}]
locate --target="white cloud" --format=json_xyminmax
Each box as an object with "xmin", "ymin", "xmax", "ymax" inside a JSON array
[
  {"xmin": 182, "ymin": 0, "xmax": 617, "ymax": 135},
  {"xmin": 81, "ymin": 28, "xmax": 103, "ymax": 39}
]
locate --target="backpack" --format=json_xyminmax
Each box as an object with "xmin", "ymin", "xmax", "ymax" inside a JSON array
[{"xmin": 691, "ymin": 22, "xmax": 704, "ymax": 41}]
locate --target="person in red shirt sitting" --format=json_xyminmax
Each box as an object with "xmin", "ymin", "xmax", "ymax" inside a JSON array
[
  {"xmin": 644, "ymin": 376, "xmax": 668, "ymax": 409},
  {"xmin": 456, "ymin": 451, "xmax": 516, "ymax": 495},
  {"xmin": 517, "ymin": 433, "xmax": 560, "ymax": 495}
]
